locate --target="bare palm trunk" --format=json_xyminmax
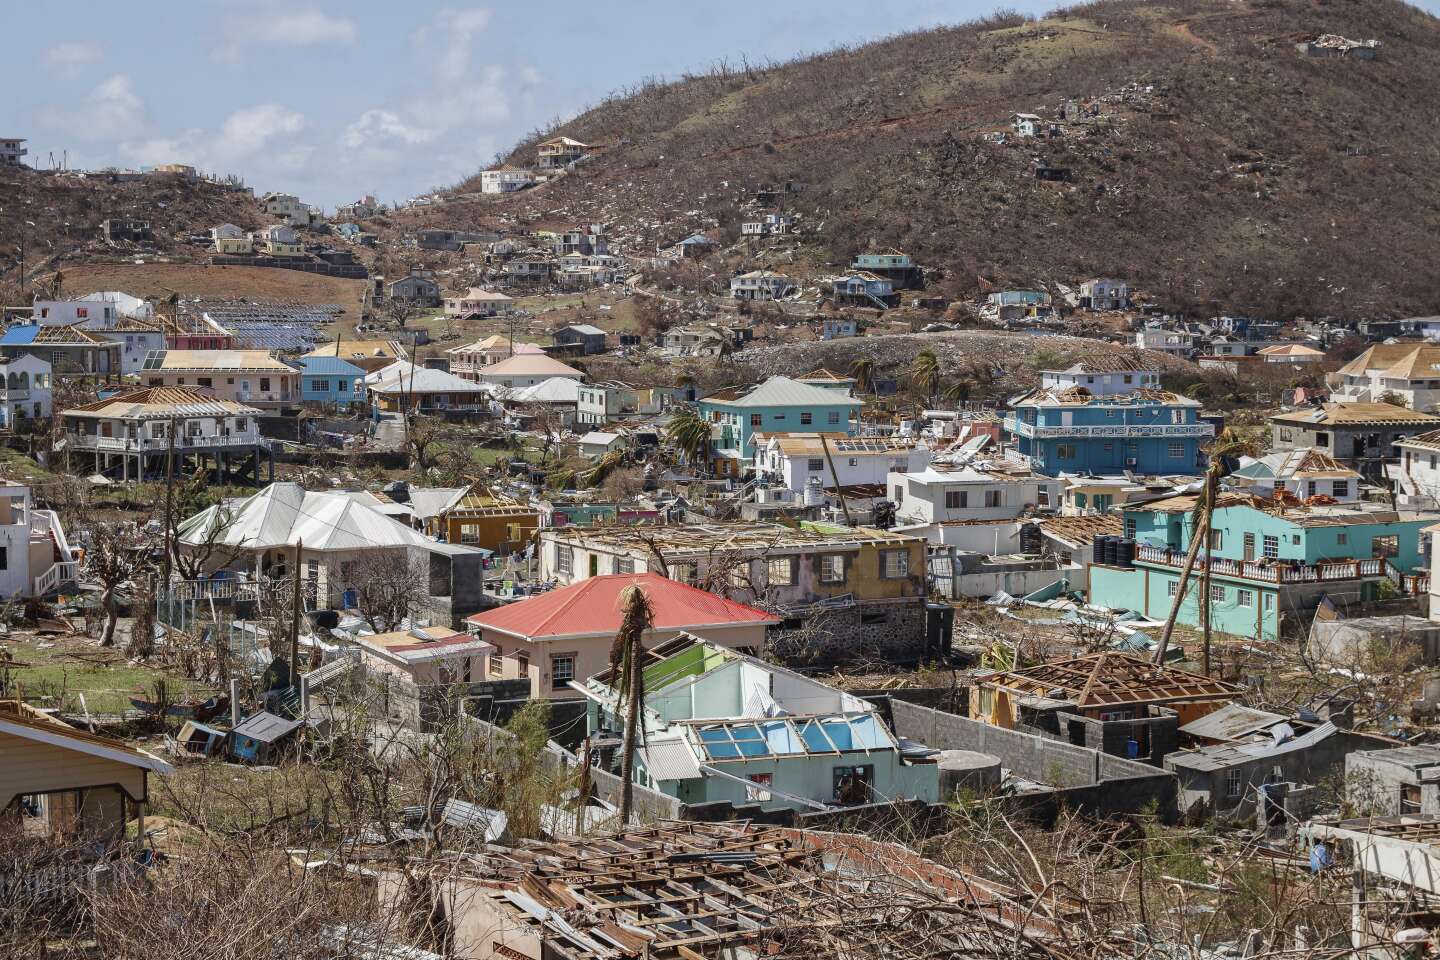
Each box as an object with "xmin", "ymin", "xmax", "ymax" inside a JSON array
[
  {"xmin": 614, "ymin": 585, "xmax": 654, "ymax": 825},
  {"xmin": 1152, "ymin": 512, "xmax": 1209, "ymax": 665}
]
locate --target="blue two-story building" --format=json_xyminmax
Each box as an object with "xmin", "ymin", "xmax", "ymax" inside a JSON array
[
  {"xmin": 1088, "ymin": 494, "xmax": 1432, "ymax": 641},
  {"xmin": 294, "ymin": 356, "xmax": 366, "ymax": 409},
  {"xmin": 697, "ymin": 376, "xmax": 861, "ymax": 478},
  {"xmin": 1006, "ymin": 360, "xmax": 1212, "ymax": 477}
]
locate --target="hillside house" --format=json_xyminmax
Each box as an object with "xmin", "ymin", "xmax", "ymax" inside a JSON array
[
  {"xmin": 551, "ymin": 324, "xmax": 607, "ymax": 355},
  {"xmin": 479, "ymin": 167, "xmax": 535, "ymax": 193},
  {"xmin": 889, "ymin": 465, "xmax": 1061, "ymax": 527},
  {"xmin": 367, "ymin": 367, "xmax": 489, "ymax": 414},
  {"xmin": 1269, "ymin": 402, "xmax": 1440, "ymax": 480},
  {"xmin": 63, "ymin": 387, "xmax": 270, "ymax": 486},
  {"xmin": 578, "ymin": 636, "xmax": 939, "ymax": 809},
  {"xmin": 0, "ymin": 355, "xmax": 51, "ymax": 428},
  {"xmin": 295, "ymin": 356, "xmax": 366, "ymax": 409},
  {"xmin": 474, "ymin": 354, "xmax": 585, "ymax": 390},
  {"xmin": 852, "ymin": 251, "xmax": 925, "ymax": 289},
  {"xmin": 502, "ymin": 257, "xmax": 553, "ymax": 284},
  {"xmin": 1088, "ymin": 495, "xmax": 1432, "ymax": 642},
  {"xmin": 334, "ymin": 194, "xmax": 378, "ymax": 220},
  {"xmin": 260, "ymin": 192, "xmax": 318, "ymax": 227},
  {"xmin": 1011, "ymin": 113, "xmax": 1045, "ymax": 137},
  {"xmin": 699, "ymin": 376, "xmax": 863, "ymax": 477},
  {"xmin": 443, "ymin": 288, "xmax": 514, "ymax": 319},
  {"xmin": 673, "ymin": 233, "xmax": 715, "ymax": 257},
  {"xmin": 210, "ymin": 223, "xmax": 252, "ymax": 255},
  {"xmin": 662, "ymin": 326, "xmax": 728, "ymax": 356},
  {"xmin": 576, "ymin": 380, "xmax": 637, "ymax": 426},
  {"xmin": 537, "ymin": 136, "xmax": 589, "ymax": 169},
  {"xmin": 822, "ymin": 317, "xmax": 860, "ymax": 340},
  {"xmin": 741, "ymin": 213, "xmax": 798, "ymax": 236},
  {"xmin": 254, "ymin": 224, "xmax": 303, "ymax": 256},
  {"xmin": 831, "ymin": 272, "xmax": 897, "ymax": 309},
  {"xmin": 303, "ymin": 339, "xmax": 408, "ymax": 374},
  {"xmin": 577, "ymin": 431, "xmax": 626, "ymax": 458},
  {"xmin": 0, "ymin": 699, "xmax": 172, "ymax": 853},
  {"xmin": 1331, "ymin": 343, "xmax": 1440, "ymax": 411},
  {"xmin": 755, "ymin": 433, "xmax": 930, "ymax": 495},
  {"xmin": 1007, "ymin": 361, "xmax": 1212, "ymax": 477},
  {"xmin": 1228, "ymin": 449, "xmax": 1363, "ymax": 502},
  {"xmin": 386, "ymin": 271, "xmax": 440, "ymax": 306},
  {"xmin": 984, "ymin": 290, "xmax": 1053, "ymax": 321},
  {"xmin": 101, "ymin": 218, "xmax": 151, "ymax": 243},
  {"xmin": 466, "ymin": 575, "xmax": 777, "ymax": 701},
  {"xmin": 730, "ymin": 271, "xmax": 796, "ymax": 301},
  {"xmin": 554, "ymin": 225, "xmax": 608, "ymax": 256},
  {"xmin": 349, "ymin": 625, "xmax": 492, "ymax": 688},
  {"xmin": 446, "ymin": 336, "xmax": 545, "ymax": 379},
  {"xmin": 1258, "ymin": 343, "xmax": 1326, "ymax": 364},
  {"xmin": 1079, "ymin": 278, "xmax": 1129, "ymax": 311},
  {"xmin": 0, "ymin": 138, "xmax": 26, "ymax": 166},
  {"xmin": 428, "ymin": 489, "xmax": 538, "ymax": 553},
  {"xmin": 536, "ymin": 521, "xmax": 931, "ymax": 659},
  {"xmin": 1136, "ymin": 326, "xmax": 1196, "ymax": 357},
  {"xmin": 1391, "ymin": 431, "xmax": 1440, "ymax": 509},
  {"xmin": 141, "ymin": 349, "xmax": 297, "ymax": 406},
  {"xmin": 0, "ymin": 324, "xmax": 121, "ymax": 379}
]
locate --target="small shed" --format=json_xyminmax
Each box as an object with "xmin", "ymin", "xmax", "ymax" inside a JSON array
[
  {"xmin": 229, "ymin": 711, "xmax": 303, "ymax": 764},
  {"xmin": 174, "ymin": 720, "xmax": 228, "ymax": 757}
]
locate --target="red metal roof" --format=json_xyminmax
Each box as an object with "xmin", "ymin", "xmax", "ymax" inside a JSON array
[{"xmin": 466, "ymin": 573, "xmax": 779, "ymax": 640}]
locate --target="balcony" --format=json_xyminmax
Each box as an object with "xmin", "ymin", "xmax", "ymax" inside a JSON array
[
  {"xmin": 1133, "ymin": 543, "xmax": 1429, "ymax": 593},
  {"xmin": 1005, "ymin": 418, "xmax": 1214, "ymax": 440},
  {"xmin": 68, "ymin": 432, "xmax": 267, "ymax": 453}
]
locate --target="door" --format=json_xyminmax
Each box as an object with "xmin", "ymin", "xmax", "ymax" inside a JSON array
[{"xmin": 1243, "ymin": 532, "xmax": 1256, "ymax": 562}]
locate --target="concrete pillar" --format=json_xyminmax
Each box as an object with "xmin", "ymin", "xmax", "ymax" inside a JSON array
[{"xmin": 1352, "ymin": 855, "xmax": 1366, "ymax": 951}]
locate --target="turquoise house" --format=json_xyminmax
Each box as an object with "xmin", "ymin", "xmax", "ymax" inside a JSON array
[
  {"xmin": 697, "ymin": 376, "xmax": 861, "ymax": 477},
  {"xmin": 1088, "ymin": 493, "xmax": 1432, "ymax": 641},
  {"xmin": 295, "ymin": 356, "xmax": 366, "ymax": 409},
  {"xmin": 576, "ymin": 636, "xmax": 940, "ymax": 811}
]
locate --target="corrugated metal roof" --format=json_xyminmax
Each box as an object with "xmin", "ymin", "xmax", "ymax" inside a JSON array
[
  {"xmin": 232, "ymin": 711, "xmax": 303, "ymax": 743},
  {"xmin": 639, "ymin": 737, "xmax": 703, "ymax": 781},
  {"xmin": 297, "ymin": 356, "xmax": 368, "ymax": 376}
]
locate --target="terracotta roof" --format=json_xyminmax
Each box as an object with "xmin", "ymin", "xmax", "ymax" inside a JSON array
[
  {"xmin": 1036, "ymin": 514, "xmax": 1123, "ymax": 547},
  {"xmin": 1270, "ymin": 402, "xmax": 1440, "ymax": 427},
  {"xmin": 466, "ymin": 573, "xmax": 778, "ymax": 640},
  {"xmin": 976, "ymin": 652, "xmax": 1243, "ymax": 708}
]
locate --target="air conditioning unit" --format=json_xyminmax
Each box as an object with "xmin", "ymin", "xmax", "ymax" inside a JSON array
[{"xmin": 1125, "ymin": 458, "xmax": 1138, "ymax": 467}]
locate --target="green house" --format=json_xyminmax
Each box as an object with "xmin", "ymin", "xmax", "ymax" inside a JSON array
[{"xmin": 1088, "ymin": 493, "xmax": 1432, "ymax": 641}]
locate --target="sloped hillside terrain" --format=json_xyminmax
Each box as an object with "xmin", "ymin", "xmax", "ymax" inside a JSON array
[{"xmin": 435, "ymin": 0, "xmax": 1440, "ymax": 318}]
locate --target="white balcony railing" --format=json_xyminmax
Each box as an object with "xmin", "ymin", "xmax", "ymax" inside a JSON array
[
  {"xmin": 1006, "ymin": 418, "xmax": 1214, "ymax": 440},
  {"xmin": 67, "ymin": 432, "xmax": 266, "ymax": 453},
  {"xmin": 1132, "ymin": 543, "xmax": 1429, "ymax": 592},
  {"xmin": 33, "ymin": 560, "xmax": 78, "ymax": 597}
]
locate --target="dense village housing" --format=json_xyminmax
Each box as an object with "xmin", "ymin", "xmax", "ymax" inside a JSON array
[{"xmin": 10, "ymin": 2, "xmax": 1440, "ymax": 956}]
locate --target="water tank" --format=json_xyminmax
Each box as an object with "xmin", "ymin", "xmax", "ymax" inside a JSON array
[
  {"xmin": 1018, "ymin": 523, "xmax": 1042, "ymax": 554},
  {"xmin": 937, "ymin": 750, "xmax": 1003, "ymax": 797},
  {"xmin": 1119, "ymin": 539, "xmax": 1136, "ymax": 568},
  {"xmin": 1106, "ymin": 537, "xmax": 1121, "ymax": 566},
  {"xmin": 803, "ymin": 476, "xmax": 825, "ymax": 507}
]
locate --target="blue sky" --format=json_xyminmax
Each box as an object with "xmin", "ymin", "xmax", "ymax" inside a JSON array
[{"xmin": 4, "ymin": 1, "xmax": 1435, "ymax": 210}]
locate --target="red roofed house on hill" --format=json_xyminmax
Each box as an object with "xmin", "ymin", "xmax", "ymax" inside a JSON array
[{"xmin": 465, "ymin": 573, "xmax": 779, "ymax": 699}]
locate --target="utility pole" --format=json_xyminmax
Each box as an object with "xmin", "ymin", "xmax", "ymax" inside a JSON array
[
  {"xmin": 162, "ymin": 415, "xmax": 176, "ymax": 586},
  {"xmin": 819, "ymin": 434, "xmax": 853, "ymax": 527},
  {"xmin": 403, "ymin": 331, "xmax": 418, "ymax": 463},
  {"xmin": 289, "ymin": 539, "xmax": 303, "ymax": 681}
]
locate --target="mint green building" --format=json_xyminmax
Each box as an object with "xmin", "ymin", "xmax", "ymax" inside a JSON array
[
  {"xmin": 1088, "ymin": 494, "xmax": 1432, "ymax": 641},
  {"xmin": 575, "ymin": 636, "xmax": 940, "ymax": 811}
]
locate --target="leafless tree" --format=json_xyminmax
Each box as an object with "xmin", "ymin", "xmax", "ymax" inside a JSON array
[
  {"xmin": 80, "ymin": 521, "xmax": 156, "ymax": 647},
  {"xmin": 351, "ymin": 551, "xmax": 432, "ymax": 633}
]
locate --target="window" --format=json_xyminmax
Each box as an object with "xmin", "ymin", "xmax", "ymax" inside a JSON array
[
  {"xmin": 1103, "ymin": 442, "xmax": 1114, "ymax": 454},
  {"xmin": 259, "ymin": 377, "xmax": 271, "ymax": 392},
  {"xmin": 312, "ymin": 379, "xmax": 329, "ymax": 393},
  {"xmin": 51, "ymin": 351, "xmax": 63, "ymax": 367},
  {"xmin": 800, "ymin": 412, "xmax": 813, "ymax": 425},
  {"xmin": 1316, "ymin": 431, "xmax": 1329, "ymax": 448},
  {"xmin": 1038, "ymin": 486, "xmax": 1050, "ymax": 507},
  {"xmin": 555, "ymin": 545, "xmax": 573, "ymax": 575},
  {"xmin": 766, "ymin": 557, "xmax": 796, "ymax": 586},
  {"xmin": 1124, "ymin": 517, "xmax": 1137, "ymax": 540},
  {"xmin": 615, "ymin": 556, "xmax": 635, "ymax": 574},
  {"xmin": 1167, "ymin": 581, "xmax": 1177, "ymax": 597},
  {"xmin": 1237, "ymin": 589, "xmax": 1254, "ymax": 608},
  {"xmin": 1168, "ymin": 442, "xmax": 1184, "ymax": 459},
  {"xmin": 1372, "ymin": 535, "xmax": 1399, "ymax": 559},
  {"xmin": 848, "ymin": 457, "xmax": 858, "ymax": 467},
  {"xmin": 807, "ymin": 458, "xmax": 824, "ymax": 472},
  {"xmin": 1337, "ymin": 532, "xmax": 1348, "ymax": 546},
  {"xmin": 984, "ymin": 490, "xmax": 1001, "ymax": 508},
  {"xmin": 892, "ymin": 485, "xmax": 903, "ymax": 504},
  {"xmin": 881, "ymin": 550, "xmax": 909, "ymax": 579},
  {"xmin": 833, "ymin": 765, "xmax": 874, "ymax": 804},
  {"xmin": 945, "ymin": 490, "xmax": 966, "ymax": 509},
  {"xmin": 197, "ymin": 377, "xmax": 213, "ymax": 388},
  {"xmin": 746, "ymin": 773, "xmax": 773, "ymax": 802},
  {"xmin": 1226, "ymin": 768, "xmax": 1242, "ymax": 799},
  {"xmin": 1106, "ymin": 409, "xmax": 1116, "ymax": 419},
  {"xmin": 1332, "ymin": 480, "xmax": 1349, "ymax": 498},
  {"xmin": 1307, "ymin": 480, "xmax": 1317, "ymax": 497},
  {"xmin": 459, "ymin": 525, "xmax": 479, "ymax": 544},
  {"xmin": 489, "ymin": 648, "xmax": 504, "ymax": 677},
  {"xmin": 1209, "ymin": 584, "xmax": 1225, "ymax": 602},
  {"xmin": 550, "ymin": 655, "xmax": 575, "ymax": 690},
  {"xmin": 774, "ymin": 414, "xmax": 786, "ymax": 421},
  {"xmin": 670, "ymin": 562, "xmax": 698, "ymax": 584},
  {"xmin": 827, "ymin": 411, "xmax": 841, "ymax": 425},
  {"xmin": 1209, "ymin": 529, "xmax": 1223, "ymax": 550},
  {"xmin": 819, "ymin": 554, "xmax": 846, "ymax": 583},
  {"xmin": 1057, "ymin": 444, "xmax": 1076, "ymax": 459},
  {"xmin": 1263, "ymin": 593, "xmax": 1275, "ymax": 612},
  {"xmin": 1262, "ymin": 535, "xmax": 1279, "ymax": 559}
]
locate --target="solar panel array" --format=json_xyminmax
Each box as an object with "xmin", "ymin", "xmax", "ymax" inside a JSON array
[{"xmin": 197, "ymin": 303, "xmax": 344, "ymax": 352}]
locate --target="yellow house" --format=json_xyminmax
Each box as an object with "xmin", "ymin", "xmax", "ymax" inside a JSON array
[
  {"xmin": 435, "ymin": 490, "xmax": 540, "ymax": 553},
  {"xmin": 304, "ymin": 339, "xmax": 408, "ymax": 374},
  {"xmin": 256, "ymin": 224, "xmax": 303, "ymax": 256},
  {"xmin": 210, "ymin": 223, "xmax": 252, "ymax": 254},
  {"xmin": 969, "ymin": 652, "xmax": 1243, "ymax": 732},
  {"xmin": 0, "ymin": 700, "xmax": 173, "ymax": 850}
]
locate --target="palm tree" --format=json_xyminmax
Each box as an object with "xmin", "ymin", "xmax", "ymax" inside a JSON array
[
  {"xmin": 943, "ymin": 378, "xmax": 972, "ymax": 406},
  {"xmin": 611, "ymin": 584, "xmax": 655, "ymax": 825},
  {"xmin": 910, "ymin": 349, "xmax": 940, "ymax": 406},
  {"xmin": 1152, "ymin": 427, "xmax": 1262, "ymax": 670},
  {"xmin": 849, "ymin": 357, "xmax": 875, "ymax": 396},
  {"xmin": 673, "ymin": 372, "xmax": 697, "ymax": 401},
  {"xmin": 582, "ymin": 450, "xmax": 624, "ymax": 488},
  {"xmin": 666, "ymin": 407, "xmax": 712, "ymax": 472}
]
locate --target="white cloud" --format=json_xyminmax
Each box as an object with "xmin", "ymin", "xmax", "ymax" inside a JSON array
[
  {"xmin": 45, "ymin": 74, "xmax": 146, "ymax": 141},
  {"xmin": 413, "ymin": 7, "xmax": 492, "ymax": 83},
  {"xmin": 119, "ymin": 104, "xmax": 308, "ymax": 179},
  {"xmin": 343, "ymin": 109, "xmax": 435, "ymax": 149},
  {"xmin": 217, "ymin": 8, "xmax": 357, "ymax": 61},
  {"xmin": 214, "ymin": 104, "xmax": 308, "ymax": 159},
  {"xmin": 44, "ymin": 41, "xmax": 101, "ymax": 68}
]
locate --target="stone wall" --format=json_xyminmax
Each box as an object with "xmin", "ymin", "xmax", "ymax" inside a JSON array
[{"xmin": 768, "ymin": 599, "xmax": 931, "ymax": 668}]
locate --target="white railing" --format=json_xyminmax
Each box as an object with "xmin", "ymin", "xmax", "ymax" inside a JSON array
[
  {"xmin": 67, "ymin": 432, "xmax": 266, "ymax": 452},
  {"xmin": 33, "ymin": 560, "xmax": 78, "ymax": 596},
  {"xmin": 1007, "ymin": 419, "xmax": 1214, "ymax": 440},
  {"xmin": 1133, "ymin": 544, "xmax": 1408, "ymax": 587}
]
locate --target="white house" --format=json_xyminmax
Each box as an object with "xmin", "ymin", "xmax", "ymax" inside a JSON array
[
  {"xmin": 577, "ymin": 431, "xmax": 626, "ymax": 458},
  {"xmin": 0, "ymin": 480, "xmax": 77, "ymax": 599},
  {"xmin": 76, "ymin": 291, "xmax": 155, "ymax": 323},
  {"xmin": 0, "ymin": 138, "xmax": 26, "ymax": 167},
  {"xmin": 740, "ymin": 213, "xmax": 798, "ymax": 236},
  {"xmin": 474, "ymin": 354, "xmax": 586, "ymax": 390},
  {"xmin": 1391, "ymin": 431, "xmax": 1440, "ymax": 509},
  {"xmin": 1011, "ymin": 113, "xmax": 1044, "ymax": 137},
  {"xmin": 31, "ymin": 298, "xmax": 119, "ymax": 327},
  {"xmin": 1229, "ymin": 449, "xmax": 1363, "ymax": 502},
  {"xmin": 0, "ymin": 355, "xmax": 52, "ymax": 428},
  {"xmin": 754, "ymin": 434, "xmax": 930, "ymax": 494},
  {"xmin": 444, "ymin": 288, "xmax": 514, "ymax": 318},
  {"xmin": 1331, "ymin": 343, "xmax": 1440, "ymax": 411},
  {"xmin": 730, "ymin": 271, "xmax": 795, "ymax": 301},
  {"xmin": 576, "ymin": 381, "xmax": 636, "ymax": 426},
  {"xmin": 1135, "ymin": 326, "xmax": 1196, "ymax": 357},
  {"xmin": 1257, "ymin": 344, "xmax": 1326, "ymax": 365},
  {"xmin": 888, "ymin": 466, "xmax": 1061, "ymax": 527},
  {"xmin": 1079, "ymin": 278, "xmax": 1128, "ymax": 311},
  {"xmin": 480, "ymin": 167, "xmax": 536, "ymax": 193},
  {"xmin": 211, "ymin": 223, "xmax": 252, "ymax": 255},
  {"xmin": 260, "ymin": 192, "xmax": 319, "ymax": 227},
  {"xmin": 1038, "ymin": 358, "xmax": 1159, "ymax": 396}
]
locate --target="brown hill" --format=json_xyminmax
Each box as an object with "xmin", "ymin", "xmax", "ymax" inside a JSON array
[{"xmin": 436, "ymin": 0, "xmax": 1440, "ymax": 318}]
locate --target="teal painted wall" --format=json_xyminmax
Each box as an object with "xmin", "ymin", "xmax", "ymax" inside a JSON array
[{"xmin": 1089, "ymin": 563, "xmax": 1281, "ymax": 641}]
